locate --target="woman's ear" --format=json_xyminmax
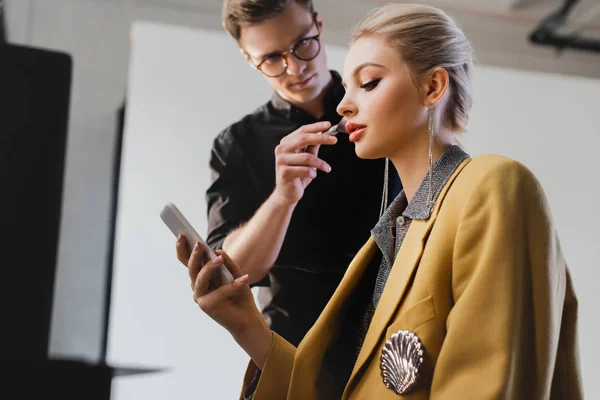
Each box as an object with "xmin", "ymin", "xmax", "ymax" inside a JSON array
[{"xmin": 422, "ymin": 67, "xmax": 449, "ymax": 107}]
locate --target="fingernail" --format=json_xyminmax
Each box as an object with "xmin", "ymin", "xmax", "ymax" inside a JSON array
[
  {"xmin": 194, "ymin": 241, "xmax": 201, "ymax": 251},
  {"xmin": 177, "ymin": 234, "xmax": 183, "ymax": 242},
  {"xmin": 211, "ymin": 255, "xmax": 223, "ymax": 265},
  {"xmin": 236, "ymin": 274, "xmax": 249, "ymax": 284},
  {"xmin": 326, "ymin": 164, "xmax": 332, "ymax": 173}
]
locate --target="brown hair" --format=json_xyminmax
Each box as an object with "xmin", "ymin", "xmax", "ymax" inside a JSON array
[
  {"xmin": 222, "ymin": 0, "xmax": 314, "ymax": 41},
  {"xmin": 351, "ymin": 4, "xmax": 474, "ymax": 133}
]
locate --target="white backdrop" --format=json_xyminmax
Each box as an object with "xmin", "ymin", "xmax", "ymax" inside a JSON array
[{"xmin": 108, "ymin": 21, "xmax": 599, "ymax": 399}]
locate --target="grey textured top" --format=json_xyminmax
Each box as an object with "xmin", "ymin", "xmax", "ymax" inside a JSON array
[{"xmin": 244, "ymin": 145, "xmax": 470, "ymax": 399}]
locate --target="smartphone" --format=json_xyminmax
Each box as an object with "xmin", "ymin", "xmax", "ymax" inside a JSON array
[{"xmin": 160, "ymin": 202, "xmax": 234, "ymax": 287}]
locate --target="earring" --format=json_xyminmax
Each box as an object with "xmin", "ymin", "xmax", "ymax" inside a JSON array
[
  {"xmin": 380, "ymin": 158, "xmax": 389, "ymax": 218},
  {"xmin": 427, "ymin": 103, "xmax": 435, "ymax": 211},
  {"xmin": 380, "ymin": 104, "xmax": 435, "ymax": 218}
]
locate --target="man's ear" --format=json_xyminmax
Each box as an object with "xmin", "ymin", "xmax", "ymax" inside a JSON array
[{"xmin": 314, "ymin": 12, "xmax": 324, "ymax": 32}]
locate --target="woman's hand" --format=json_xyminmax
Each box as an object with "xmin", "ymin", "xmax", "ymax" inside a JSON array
[{"xmin": 176, "ymin": 236, "xmax": 273, "ymax": 369}]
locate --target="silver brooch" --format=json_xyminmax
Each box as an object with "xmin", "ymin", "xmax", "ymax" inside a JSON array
[{"xmin": 380, "ymin": 330, "xmax": 424, "ymax": 395}]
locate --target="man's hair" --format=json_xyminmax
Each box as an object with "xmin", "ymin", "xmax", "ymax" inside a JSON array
[{"xmin": 222, "ymin": 0, "xmax": 314, "ymax": 41}]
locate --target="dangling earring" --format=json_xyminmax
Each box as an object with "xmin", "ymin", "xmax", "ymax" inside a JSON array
[
  {"xmin": 380, "ymin": 104, "xmax": 435, "ymax": 218},
  {"xmin": 427, "ymin": 103, "xmax": 435, "ymax": 212},
  {"xmin": 379, "ymin": 158, "xmax": 389, "ymax": 218}
]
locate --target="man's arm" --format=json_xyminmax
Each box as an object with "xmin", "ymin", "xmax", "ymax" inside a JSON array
[
  {"xmin": 221, "ymin": 121, "xmax": 337, "ymax": 284},
  {"xmin": 223, "ymin": 193, "xmax": 294, "ymax": 284},
  {"xmin": 208, "ymin": 122, "xmax": 337, "ymax": 283}
]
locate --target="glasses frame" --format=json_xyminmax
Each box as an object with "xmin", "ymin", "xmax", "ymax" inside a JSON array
[{"xmin": 250, "ymin": 14, "xmax": 322, "ymax": 78}]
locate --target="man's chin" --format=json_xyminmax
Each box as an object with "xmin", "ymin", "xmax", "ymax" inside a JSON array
[{"xmin": 285, "ymin": 86, "xmax": 321, "ymax": 104}]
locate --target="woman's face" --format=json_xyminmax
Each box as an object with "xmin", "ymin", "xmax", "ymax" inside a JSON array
[{"xmin": 337, "ymin": 36, "xmax": 429, "ymax": 160}]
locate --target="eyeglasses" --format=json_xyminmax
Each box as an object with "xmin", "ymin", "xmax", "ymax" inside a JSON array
[{"xmin": 249, "ymin": 18, "xmax": 322, "ymax": 78}]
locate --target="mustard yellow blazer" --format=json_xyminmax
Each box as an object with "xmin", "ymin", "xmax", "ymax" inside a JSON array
[{"xmin": 240, "ymin": 155, "xmax": 583, "ymax": 399}]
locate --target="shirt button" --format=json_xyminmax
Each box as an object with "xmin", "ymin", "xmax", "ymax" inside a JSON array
[{"xmin": 397, "ymin": 216, "xmax": 406, "ymax": 225}]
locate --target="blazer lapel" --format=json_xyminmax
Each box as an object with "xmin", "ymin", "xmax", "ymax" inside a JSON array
[
  {"xmin": 342, "ymin": 158, "xmax": 471, "ymax": 399},
  {"xmin": 342, "ymin": 216, "xmax": 435, "ymax": 398}
]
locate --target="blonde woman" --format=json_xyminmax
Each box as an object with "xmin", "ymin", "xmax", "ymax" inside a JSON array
[{"xmin": 176, "ymin": 4, "xmax": 583, "ymax": 399}]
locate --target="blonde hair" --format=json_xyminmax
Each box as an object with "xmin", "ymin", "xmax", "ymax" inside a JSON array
[{"xmin": 350, "ymin": 3, "xmax": 474, "ymax": 133}]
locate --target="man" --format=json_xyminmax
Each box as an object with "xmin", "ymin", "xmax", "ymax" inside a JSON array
[{"xmin": 201, "ymin": 0, "xmax": 400, "ymax": 346}]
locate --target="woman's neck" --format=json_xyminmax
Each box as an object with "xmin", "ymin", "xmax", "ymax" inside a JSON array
[{"xmin": 390, "ymin": 133, "xmax": 455, "ymax": 203}]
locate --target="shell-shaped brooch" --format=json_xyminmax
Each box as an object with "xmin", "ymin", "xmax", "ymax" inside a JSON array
[{"xmin": 380, "ymin": 330, "xmax": 424, "ymax": 395}]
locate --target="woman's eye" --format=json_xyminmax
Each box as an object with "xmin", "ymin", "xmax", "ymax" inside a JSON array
[{"xmin": 360, "ymin": 79, "xmax": 381, "ymax": 91}]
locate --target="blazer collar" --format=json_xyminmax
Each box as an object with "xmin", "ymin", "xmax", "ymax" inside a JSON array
[
  {"xmin": 403, "ymin": 145, "xmax": 470, "ymax": 220},
  {"xmin": 370, "ymin": 145, "xmax": 469, "ymax": 267}
]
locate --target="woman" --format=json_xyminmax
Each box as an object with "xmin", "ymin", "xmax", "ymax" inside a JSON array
[{"xmin": 177, "ymin": 4, "xmax": 582, "ymax": 399}]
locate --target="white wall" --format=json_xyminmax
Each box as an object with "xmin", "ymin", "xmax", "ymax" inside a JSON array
[
  {"xmin": 109, "ymin": 21, "xmax": 599, "ymax": 399},
  {"xmin": 107, "ymin": 23, "xmax": 273, "ymax": 399}
]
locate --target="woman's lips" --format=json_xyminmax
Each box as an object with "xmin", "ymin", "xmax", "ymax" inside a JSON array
[{"xmin": 345, "ymin": 122, "xmax": 367, "ymax": 142}]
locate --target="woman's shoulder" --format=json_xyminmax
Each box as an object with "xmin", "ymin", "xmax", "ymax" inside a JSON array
[
  {"xmin": 447, "ymin": 153, "xmax": 547, "ymax": 209},
  {"xmin": 466, "ymin": 153, "xmax": 531, "ymax": 177},
  {"xmin": 459, "ymin": 153, "xmax": 540, "ymax": 189}
]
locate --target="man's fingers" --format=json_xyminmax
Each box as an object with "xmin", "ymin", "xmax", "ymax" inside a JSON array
[
  {"xmin": 278, "ymin": 122, "xmax": 336, "ymax": 150},
  {"xmin": 305, "ymin": 143, "xmax": 322, "ymax": 157},
  {"xmin": 298, "ymin": 121, "xmax": 331, "ymax": 134},
  {"xmin": 280, "ymin": 166, "xmax": 318, "ymax": 181},
  {"xmin": 278, "ymin": 122, "xmax": 331, "ymax": 148},
  {"xmin": 277, "ymin": 153, "xmax": 331, "ymax": 173},
  {"xmin": 293, "ymin": 133, "xmax": 337, "ymax": 152}
]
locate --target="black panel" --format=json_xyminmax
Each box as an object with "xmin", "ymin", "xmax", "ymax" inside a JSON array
[
  {"xmin": 100, "ymin": 100, "xmax": 126, "ymax": 362},
  {"xmin": 0, "ymin": 0, "xmax": 6, "ymax": 43},
  {"xmin": 0, "ymin": 44, "xmax": 72, "ymax": 359}
]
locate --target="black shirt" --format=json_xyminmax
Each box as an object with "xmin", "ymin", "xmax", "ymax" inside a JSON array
[{"xmin": 205, "ymin": 71, "xmax": 400, "ymax": 346}]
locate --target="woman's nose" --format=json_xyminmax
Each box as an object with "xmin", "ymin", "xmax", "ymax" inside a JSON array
[{"xmin": 337, "ymin": 94, "xmax": 357, "ymax": 117}]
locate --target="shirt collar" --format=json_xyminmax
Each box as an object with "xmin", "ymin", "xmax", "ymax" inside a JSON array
[
  {"xmin": 403, "ymin": 145, "xmax": 470, "ymax": 220},
  {"xmin": 373, "ymin": 144, "xmax": 470, "ymax": 236},
  {"xmin": 270, "ymin": 70, "xmax": 345, "ymax": 123}
]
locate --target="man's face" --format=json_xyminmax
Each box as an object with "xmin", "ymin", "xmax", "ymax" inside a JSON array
[{"xmin": 239, "ymin": 2, "xmax": 330, "ymax": 108}]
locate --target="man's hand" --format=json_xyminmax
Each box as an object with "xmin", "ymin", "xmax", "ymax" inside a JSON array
[{"xmin": 273, "ymin": 121, "xmax": 337, "ymax": 205}]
